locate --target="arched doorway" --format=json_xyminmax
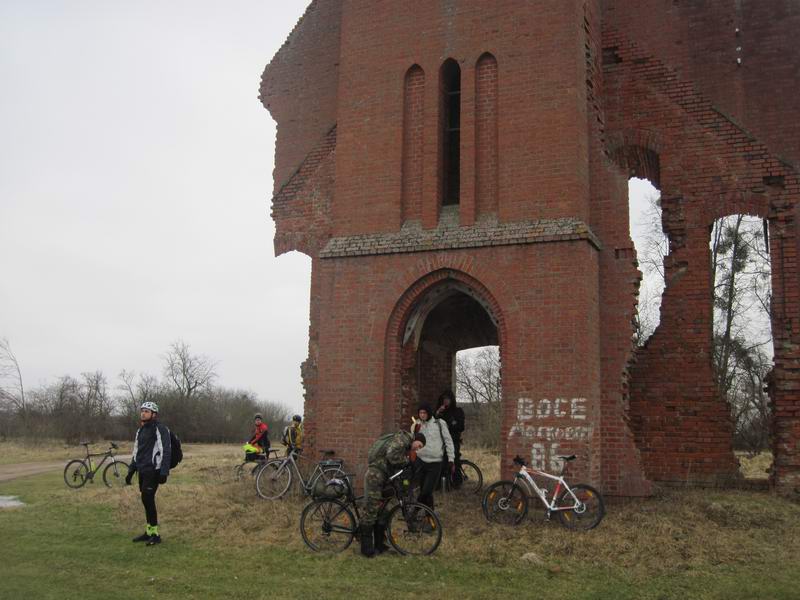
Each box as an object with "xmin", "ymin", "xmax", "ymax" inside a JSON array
[{"xmin": 383, "ymin": 271, "xmax": 504, "ymax": 438}]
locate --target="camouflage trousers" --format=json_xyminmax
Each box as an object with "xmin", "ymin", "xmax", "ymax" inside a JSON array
[{"xmin": 362, "ymin": 466, "xmax": 389, "ymax": 526}]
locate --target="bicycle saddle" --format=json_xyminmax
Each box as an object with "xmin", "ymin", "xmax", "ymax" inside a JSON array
[
  {"xmin": 80, "ymin": 441, "xmax": 92, "ymax": 446},
  {"xmin": 319, "ymin": 449, "xmax": 337, "ymax": 457},
  {"xmin": 512, "ymin": 455, "xmax": 527, "ymax": 466},
  {"xmin": 558, "ymin": 455, "xmax": 577, "ymax": 462}
]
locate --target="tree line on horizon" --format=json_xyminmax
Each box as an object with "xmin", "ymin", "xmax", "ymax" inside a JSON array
[{"xmin": 0, "ymin": 340, "xmax": 294, "ymax": 445}]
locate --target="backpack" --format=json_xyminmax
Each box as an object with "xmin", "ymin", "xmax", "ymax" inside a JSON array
[
  {"xmin": 281, "ymin": 425, "xmax": 290, "ymax": 446},
  {"xmin": 169, "ymin": 430, "xmax": 183, "ymax": 469},
  {"xmin": 368, "ymin": 432, "xmax": 398, "ymax": 464}
]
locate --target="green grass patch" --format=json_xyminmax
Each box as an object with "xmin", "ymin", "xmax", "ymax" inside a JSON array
[{"xmin": 1, "ymin": 446, "xmax": 798, "ymax": 600}]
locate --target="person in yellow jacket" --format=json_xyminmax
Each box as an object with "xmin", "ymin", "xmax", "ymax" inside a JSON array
[{"xmin": 281, "ymin": 414, "xmax": 303, "ymax": 455}]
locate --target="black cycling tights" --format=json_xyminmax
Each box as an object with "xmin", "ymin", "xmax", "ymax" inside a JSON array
[{"xmin": 138, "ymin": 471, "xmax": 161, "ymax": 526}]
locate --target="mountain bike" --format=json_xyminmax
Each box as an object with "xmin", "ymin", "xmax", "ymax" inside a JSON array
[
  {"xmin": 482, "ymin": 454, "xmax": 605, "ymax": 529},
  {"xmin": 439, "ymin": 458, "xmax": 483, "ymax": 494},
  {"xmin": 234, "ymin": 447, "xmax": 279, "ymax": 481},
  {"xmin": 255, "ymin": 449, "xmax": 348, "ymax": 500},
  {"xmin": 63, "ymin": 441, "xmax": 129, "ymax": 489},
  {"xmin": 299, "ymin": 467, "xmax": 443, "ymax": 555}
]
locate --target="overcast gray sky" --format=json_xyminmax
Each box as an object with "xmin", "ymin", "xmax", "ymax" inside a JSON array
[
  {"xmin": 1, "ymin": 1, "xmax": 661, "ymax": 416},
  {"xmin": 1, "ymin": 1, "xmax": 311, "ymax": 412}
]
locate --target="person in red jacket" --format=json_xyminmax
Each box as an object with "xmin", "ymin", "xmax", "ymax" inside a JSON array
[{"xmin": 249, "ymin": 414, "xmax": 269, "ymax": 452}]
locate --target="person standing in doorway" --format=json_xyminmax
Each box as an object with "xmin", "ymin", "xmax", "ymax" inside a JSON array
[
  {"xmin": 125, "ymin": 401, "xmax": 172, "ymax": 546},
  {"xmin": 411, "ymin": 403, "xmax": 455, "ymax": 512},
  {"xmin": 436, "ymin": 389, "xmax": 465, "ymax": 487}
]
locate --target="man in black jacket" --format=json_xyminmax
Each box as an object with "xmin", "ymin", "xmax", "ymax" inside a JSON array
[
  {"xmin": 125, "ymin": 401, "xmax": 172, "ymax": 546},
  {"xmin": 436, "ymin": 390, "xmax": 465, "ymax": 487}
]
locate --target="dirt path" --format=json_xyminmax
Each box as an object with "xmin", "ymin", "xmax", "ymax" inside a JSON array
[{"xmin": 0, "ymin": 461, "xmax": 65, "ymax": 482}]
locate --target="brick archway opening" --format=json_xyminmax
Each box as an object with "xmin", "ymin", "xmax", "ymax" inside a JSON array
[{"xmin": 383, "ymin": 270, "xmax": 505, "ymax": 440}]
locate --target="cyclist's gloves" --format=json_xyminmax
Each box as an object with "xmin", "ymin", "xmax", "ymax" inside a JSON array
[
  {"xmin": 449, "ymin": 462, "xmax": 455, "ymax": 475},
  {"xmin": 158, "ymin": 474, "xmax": 168, "ymax": 484}
]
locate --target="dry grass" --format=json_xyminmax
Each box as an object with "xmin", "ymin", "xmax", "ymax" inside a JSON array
[
  {"xmin": 737, "ymin": 451, "xmax": 773, "ymax": 479},
  {"xmin": 0, "ymin": 438, "xmax": 132, "ymax": 465},
  {"xmin": 80, "ymin": 443, "xmax": 798, "ymax": 580}
]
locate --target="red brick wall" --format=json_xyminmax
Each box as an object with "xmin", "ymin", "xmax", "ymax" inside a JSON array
[{"xmin": 262, "ymin": 0, "xmax": 800, "ymax": 495}]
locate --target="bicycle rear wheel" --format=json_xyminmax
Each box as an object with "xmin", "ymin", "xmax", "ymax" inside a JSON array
[
  {"xmin": 455, "ymin": 460, "xmax": 483, "ymax": 494},
  {"xmin": 255, "ymin": 460, "xmax": 292, "ymax": 499},
  {"xmin": 482, "ymin": 480, "xmax": 528, "ymax": 525},
  {"xmin": 102, "ymin": 460, "xmax": 129, "ymax": 488},
  {"xmin": 64, "ymin": 460, "xmax": 89, "ymax": 489},
  {"xmin": 299, "ymin": 499, "xmax": 356, "ymax": 553},
  {"xmin": 386, "ymin": 502, "xmax": 442, "ymax": 556},
  {"xmin": 555, "ymin": 484, "xmax": 605, "ymax": 530}
]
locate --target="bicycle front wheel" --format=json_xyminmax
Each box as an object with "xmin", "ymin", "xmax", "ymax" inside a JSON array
[
  {"xmin": 299, "ymin": 499, "xmax": 356, "ymax": 553},
  {"xmin": 255, "ymin": 460, "xmax": 292, "ymax": 499},
  {"xmin": 455, "ymin": 460, "xmax": 483, "ymax": 494},
  {"xmin": 555, "ymin": 484, "xmax": 605, "ymax": 530},
  {"xmin": 64, "ymin": 460, "xmax": 89, "ymax": 489},
  {"xmin": 386, "ymin": 502, "xmax": 442, "ymax": 556},
  {"xmin": 102, "ymin": 460, "xmax": 129, "ymax": 488},
  {"xmin": 482, "ymin": 480, "xmax": 528, "ymax": 525}
]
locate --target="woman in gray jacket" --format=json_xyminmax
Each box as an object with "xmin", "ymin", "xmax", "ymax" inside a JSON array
[{"xmin": 411, "ymin": 403, "xmax": 455, "ymax": 512}]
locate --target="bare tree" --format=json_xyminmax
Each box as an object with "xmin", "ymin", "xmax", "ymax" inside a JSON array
[
  {"xmin": 162, "ymin": 340, "xmax": 217, "ymax": 399},
  {"xmin": 710, "ymin": 214, "xmax": 773, "ymax": 454},
  {"xmin": 456, "ymin": 346, "xmax": 501, "ymax": 406},
  {"xmin": 0, "ymin": 338, "xmax": 27, "ymax": 427},
  {"xmin": 630, "ymin": 190, "xmax": 668, "ymax": 345},
  {"xmin": 117, "ymin": 369, "xmax": 161, "ymax": 418}
]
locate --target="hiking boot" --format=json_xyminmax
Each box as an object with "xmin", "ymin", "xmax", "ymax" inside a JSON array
[
  {"xmin": 146, "ymin": 535, "xmax": 162, "ymax": 546},
  {"xmin": 132, "ymin": 532, "xmax": 151, "ymax": 543},
  {"xmin": 359, "ymin": 523, "xmax": 375, "ymax": 558},
  {"xmin": 374, "ymin": 522, "xmax": 389, "ymax": 554}
]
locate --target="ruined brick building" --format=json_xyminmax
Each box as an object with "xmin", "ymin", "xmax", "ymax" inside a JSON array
[{"xmin": 260, "ymin": 0, "xmax": 800, "ymax": 495}]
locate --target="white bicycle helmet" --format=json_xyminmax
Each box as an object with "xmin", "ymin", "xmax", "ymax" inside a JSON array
[{"xmin": 140, "ymin": 401, "xmax": 160, "ymax": 413}]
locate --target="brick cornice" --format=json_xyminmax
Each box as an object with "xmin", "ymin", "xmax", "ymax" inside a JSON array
[{"xmin": 319, "ymin": 217, "xmax": 602, "ymax": 258}]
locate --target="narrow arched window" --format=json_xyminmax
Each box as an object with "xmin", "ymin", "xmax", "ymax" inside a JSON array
[
  {"xmin": 402, "ymin": 65, "xmax": 425, "ymax": 222},
  {"xmin": 440, "ymin": 59, "xmax": 461, "ymax": 206}
]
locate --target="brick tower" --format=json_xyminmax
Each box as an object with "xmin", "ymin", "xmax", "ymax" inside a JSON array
[{"xmin": 261, "ymin": 0, "xmax": 800, "ymax": 496}]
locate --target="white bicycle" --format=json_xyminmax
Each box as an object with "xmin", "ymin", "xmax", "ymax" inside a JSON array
[{"xmin": 481, "ymin": 454, "xmax": 605, "ymax": 529}]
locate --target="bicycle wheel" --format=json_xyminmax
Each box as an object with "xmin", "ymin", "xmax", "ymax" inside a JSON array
[
  {"xmin": 386, "ymin": 502, "xmax": 442, "ymax": 556},
  {"xmin": 311, "ymin": 465, "xmax": 350, "ymax": 491},
  {"xmin": 482, "ymin": 480, "xmax": 528, "ymax": 525},
  {"xmin": 64, "ymin": 459, "xmax": 89, "ymax": 489},
  {"xmin": 102, "ymin": 460, "xmax": 129, "ymax": 488},
  {"xmin": 255, "ymin": 460, "xmax": 292, "ymax": 499},
  {"xmin": 555, "ymin": 484, "xmax": 605, "ymax": 530},
  {"xmin": 234, "ymin": 461, "xmax": 262, "ymax": 482},
  {"xmin": 299, "ymin": 499, "xmax": 356, "ymax": 553},
  {"xmin": 455, "ymin": 460, "xmax": 483, "ymax": 494}
]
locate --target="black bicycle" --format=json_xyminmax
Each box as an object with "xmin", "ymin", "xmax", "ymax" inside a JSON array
[
  {"xmin": 440, "ymin": 458, "xmax": 483, "ymax": 494},
  {"xmin": 63, "ymin": 441, "xmax": 129, "ymax": 489},
  {"xmin": 299, "ymin": 467, "xmax": 443, "ymax": 556}
]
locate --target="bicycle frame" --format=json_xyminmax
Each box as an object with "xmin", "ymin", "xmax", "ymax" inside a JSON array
[
  {"xmin": 514, "ymin": 465, "xmax": 582, "ymax": 514},
  {"xmin": 271, "ymin": 451, "xmax": 344, "ymax": 494},
  {"xmin": 82, "ymin": 446, "xmax": 120, "ymax": 476}
]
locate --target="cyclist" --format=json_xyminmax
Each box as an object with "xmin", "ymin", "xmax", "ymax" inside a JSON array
[
  {"xmin": 435, "ymin": 389, "xmax": 465, "ymax": 487},
  {"xmin": 125, "ymin": 401, "xmax": 172, "ymax": 546},
  {"xmin": 361, "ymin": 430, "xmax": 426, "ymax": 558},
  {"xmin": 244, "ymin": 413, "xmax": 269, "ymax": 460},
  {"xmin": 411, "ymin": 403, "xmax": 455, "ymax": 512},
  {"xmin": 281, "ymin": 414, "xmax": 303, "ymax": 456}
]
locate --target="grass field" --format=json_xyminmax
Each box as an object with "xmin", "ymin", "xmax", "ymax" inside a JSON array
[{"xmin": 1, "ymin": 444, "xmax": 798, "ymax": 600}]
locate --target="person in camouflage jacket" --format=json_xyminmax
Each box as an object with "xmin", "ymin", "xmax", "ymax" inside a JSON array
[{"xmin": 361, "ymin": 430, "xmax": 426, "ymax": 557}]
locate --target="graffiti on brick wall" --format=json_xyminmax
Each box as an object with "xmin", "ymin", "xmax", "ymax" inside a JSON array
[{"xmin": 509, "ymin": 397, "xmax": 591, "ymax": 471}]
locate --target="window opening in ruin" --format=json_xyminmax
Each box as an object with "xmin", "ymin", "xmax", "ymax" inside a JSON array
[
  {"xmin": 455, "ymin": 345, "xmax": 501, "ymax": 449},
  {"xmin": 709, "ymin": 214, "xmax": 774, "ymax": 466},
  {"xmin": 628, "ymin": 178, "xmax": 668, "ymax": 346},
  {"xmin": 441, "ymin": 59, "xmax": 461, "ymax": 206}
]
